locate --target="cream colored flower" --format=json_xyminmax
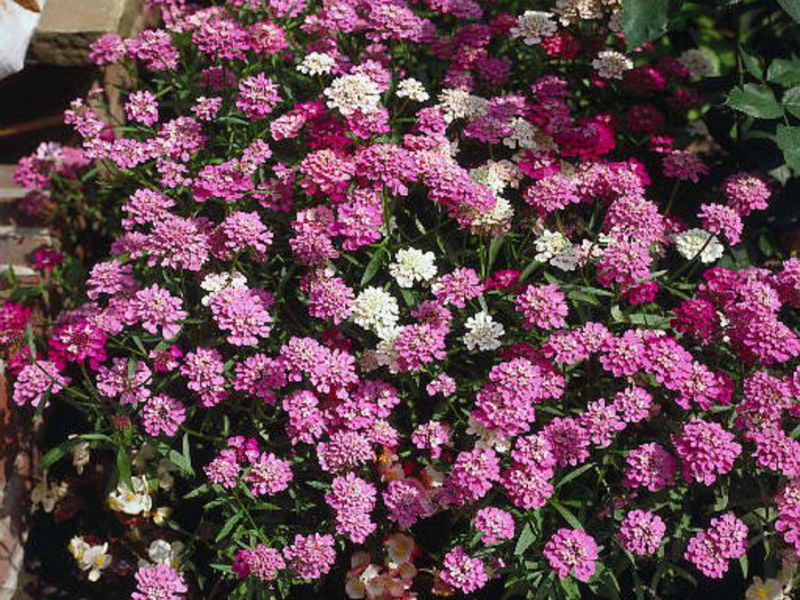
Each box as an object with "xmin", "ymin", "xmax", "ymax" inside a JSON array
[
  {"xmin": 108, "ymin": 475, "xmax": 152, "ymax": 516},
  {"xmin": 592, "ymin": 50, "xmax": 633, "ymax": 80},
  {"xmin": 388, "ymin": 248, "xmax": 437, "ymax": 288},
  {"xmin": 510, "ymin": 11, "xmax": 557, "ymax": 45},
  {"xmin": 745, "ymin": 577, "xmax": 784, "ymax": 600},
  {"xmin": 69, "ymin": 537, "xmax": 111, "ymax": 582},
  {"xmin": 297, "ymin": 51, "xmax": 336, "ymax": 76},
  {"xmin": 324, "ymin": 74, "xmax": 381, "ymax": 115},
  {"xmin": 396, "ymin": 78, "xmax": 429, "ymax": 102}
]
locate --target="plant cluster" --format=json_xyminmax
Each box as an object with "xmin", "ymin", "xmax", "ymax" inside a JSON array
[{"xmin": 4, "ymin": 0, "xmax": 800, "ymax": 598}]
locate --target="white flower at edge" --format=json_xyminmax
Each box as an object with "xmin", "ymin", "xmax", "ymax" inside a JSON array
[
  {"xmin": 297, "ymin": 51, "xmax": 336, "ymax": 76},
  {"xmin": 396, "ymin": 78, "xmax": 429, "ymax": 102},
  {"xmin": 31, "ymin": 473, "xmax": 68, "ymax": 513},
  {"xmin": 69, "ymin": 437, "xmax": 91, "ymax": 475},
  {"xmin": 592, "ymin": 50, "xmax": 633, "ymax": 80},
  {"xmin": 108, "ymin": 475, "xmax": 152, "ymax": 516},
  {"xmin": 745, "ymin": 577, "xmax": 785, "ymax": 600},
  {"xmin": 200, "ymin": 272, "xmax": 247, "ymax": 306},
  {"xmin": 352, "ymin": 287, "xmax": 400, "ymax": 338},
  {"xmin": 674, "ymin": 228, "xmax": 724, "ymax": 264},
  {"xmin": 69, "ymin": 536, "xmax": 111, "ymax": 582},
  {"xmin": 388, "ymin": 248, "xmax": 437, "ymax": 288},
  {"xmin": 464, "ymin": 311, "xmax": 505, "ymax": 352},
  {"xmin": 510, "ymin": 10, "xmax": 557, "ymax": 45},
  {"xmin": 324, "ymin": 74, "xmax": 381, "ymax": 116}
]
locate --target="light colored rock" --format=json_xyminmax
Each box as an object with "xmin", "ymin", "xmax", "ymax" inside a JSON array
[{"xmin": 29, "ymin": 0, "xmax": 142, "ymax": 65}]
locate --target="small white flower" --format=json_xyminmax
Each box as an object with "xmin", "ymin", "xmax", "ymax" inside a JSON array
[
  {"xmin": 324, "ymin": 74, "xmax": 381, "ymax": 116},
  {"xmin": 592, "ymin": 50, "xmax": 633, "ymax": 80},
  {"xmin": 108, "ymin": 475, "xmax": 152, "ymax": 516},
  {"xmin": 535, "ymin": 230, "xmax": 571, "ymax": 262},
  {"xmin": 31, "ymin": 474, "xmax": 68, "ymax": 513},
  {"xmin": 396, "ymin": 78, "xmax": 429, "ymax": 102},
  {"xmin": 463, "ymin": 311, "xmax": 505, "ymax": 352},
  {"xmin": 510, "ymin": 10, "xmax": 558, "ymax": 45},
  {"xmin": 297, "ymin": 51, "xmax": 336, "ymax": 76},
  {"xmin": 469, "ymin": 196, "xmax": 515, "ymax": 236},
  {"xmin": 145, "ymin": 539, "xmax": 185, "ymax": 568},
  {"xmin": 352, "ymin": 287, "xmax": 400, "ymax": 338},
  {"xmin": 70, "ymin": 438, "xmax": 91, "ymax": 475},
  {"xmin": 374, "ymin": 330, "xmax": 400, "ymax": 373},
  {"xmin": 200, "ymin": 272, "xmax": 247, "ymax": 306},
  {"xmin": 69, "ymin": 537, "xmax": 111, "ymax": 582},
  {"xmin": 680, "ymin": 49, "xmax": 715, "ymax": 79},
  {"xmin": 466, "ymin": 414, "xmax": 511, "ymax": 453},
  {"xmin": 608, "ymin": 9, "xmax": 624, "ymax": 33},
  {"xmin": 156, "ymin": 457, "xmax": 177, "ymax": 490},
  {"xmin": 745, "ymin": 577, "xmax": 785, "ymax": 600},
  {"xmin": 535, "ymin": 230, "xmax": 579, "ymax": 271},
  {"xmin": 437, "ymin": 89, "xmax": 488, "ymax": 122},
  {"xmin": 389, "ymin": 248, "xmax": 437, "ymax": 288},
  {"xmin": 674, "ymin": 228, "xmax": 724, "ymax": 264}
]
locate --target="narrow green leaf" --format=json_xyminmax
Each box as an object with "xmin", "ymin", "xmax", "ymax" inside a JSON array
[
  {"xmin": 549, "ymin": 499, "xmax": 583, "ymax": 529},
  {"xmin": 556, "ymin": 462, "xmax": 596, "ymax": 488},
  {"xmin": 215, "ymin": 512, "xmax": 243, "ymax": 542},
  {"xmin": 514, "ymin": 522, "xmax": 536, "ymax": 556},
  {"xmin": 360, "ymin": 247, "xmax": 385, "ymax": 286},
  {"xmin": 116, "ymin": 446, "xmax": 133, "ymax": 487}
]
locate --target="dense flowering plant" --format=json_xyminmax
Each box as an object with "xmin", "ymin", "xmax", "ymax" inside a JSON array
[{"xmin": 6, "ymin": 0, "xmax": 800, "ymax": 598}]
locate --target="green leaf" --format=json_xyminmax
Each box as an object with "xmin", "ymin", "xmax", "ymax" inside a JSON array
[
  {"xmin": 116, "ymin": 446, "xmax": 133, "ymax": 488},
  {"xmin": 768, "ymin": 58, "xmax": 800, "ymax": 87},
  {"xmin": 739, "ymin": 46, "xmax": 763, "ymax": 79},
  {"xmin": 515, "ymin": 522, "xmax": 536, "ymax": 556},
  {"xmin": 784, "ymin": 86, "xmax": 800, "ymax": 118},
  {"xmin": 360, "ymin": 247, "xmax": 385, "ymax": 286},
  {"xmin": 777, "ymin": 0, "xmax": 800, "ymax": 22},
  {"xmin": 549, "ymin": 499, "xmax": 583, "ymax": 529},
  {"xmin": 777, "ymin": 125, "xmax": 800, "ymax": 173},
  {"xmin": 556, "ymin": 462, "xmax": 596, "ymax": 488},
  {"xmin": 726, "ymin": 84, "xmax": 784, "ymax": 119},
  {"xmin": 215, "ymin": 512, "xmax": 243, "ymax": 542},
  {"xmin": 622, "ymin": 0, "xmax": 671, "ymax": 49},
  {"xmin": 739, "ymin": 554, "xmax": 748, "ymax": 579}
]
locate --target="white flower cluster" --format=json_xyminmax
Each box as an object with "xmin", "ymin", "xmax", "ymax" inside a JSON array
[
  {"xmin": 297, "ymin": 51, "xmax": 336, "ymax": 76},
  {"xmin": 674, "ymin": 228, "xmax": 724, "ymax": 264},
  {"xmin": 680, "ymin": 49, "xmax": 715, "ymax": 79},
  {"xmin": 352, "ymin": 286, "xmax": 400, "ymax": 338},
  {"xmin": 200, "ymin": 271, "xmax": 247, "ymax": 306},
  {"xmin": 324, "ymin": 74, "xmax": 381, "ymax": 115},
  {"xmin": 464, "ymin": 311, "xmax": 505, "ymax": 351},
  {"xmin": 510, "ymin": 10, "xmax": 558, "ymax": 45},
  {"xmin": 389, "ymin": 247, "xmax": 437, "ymax": 288},
  {"xmin": 396, "ymin": 78, "xmax": 430, "ymax": 102},
  {"xmin": 437, "ymin": 89, "xmax": 489, "ymax": 122},
  {"xmin": 535, "ymin": 229, "xmax": 579, "ymax": 271},
  {"xmin": 592, "ymin": 50, "xmax": 633, "ymax": 80}
]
